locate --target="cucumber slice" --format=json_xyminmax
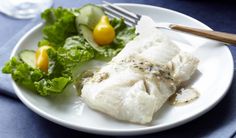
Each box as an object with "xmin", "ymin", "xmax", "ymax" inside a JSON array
[
  {"xmin": 76, "ymin": 4, "xmax": 105, "ymax": 30},
  {"xmin": 19, "ymin": 50, "xmax": 36, "ymax": 68},
  {"xmin": 79, "ymin": 25, "xmax": 105, "ymax": 52}
]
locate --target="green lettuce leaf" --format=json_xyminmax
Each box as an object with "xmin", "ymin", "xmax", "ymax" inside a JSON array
[
  {"xmin": 2, "ymin": 57, "xmax": 70, "ymax": 96},
  {"xmin": 95, "ymin": 18, "xmax": 136, "ymax": 60},
  {"xmin": 34, "ymin": 77, "xmax": 70, "ymax": 96},
  {"xmin": 47, "ymin": 36, "xmax": 95, "ymax": 78},
  {"xmin": 2, "ymin": 57, "xmax": 43, "ymax": 91},
  {"xmin": 111, "ymin": 18, "xmax": 136, "ymax": 47},
  {"xmin": 40, "ymin": 7, "xmax": 78, "ymax": 48}
]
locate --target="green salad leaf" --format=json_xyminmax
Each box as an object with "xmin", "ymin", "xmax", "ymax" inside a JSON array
[
  {"xmin": 2, "ymin": 57, "xmax": 43, "ymax": 91},
  {"xmin": 34, "ymin": 77, "xmax": 70, "ymax": 96},
  {"xmin": 39, "ymin": 7, "xmax": 78, "ymax": 48},
  {"xmin": 95, "ymin": 18, "xmax": 136, "ymax": 59},
  {"xmin": 2, "ymin": 57, "xmax": 70, "ymax": 96},
  {"xmin": 111, "ymin": 18, "xmax": 136, "ymax": 45},
  {"xmin": 48, "ymin": 36, "xmax": 95, "ymax": 78}
]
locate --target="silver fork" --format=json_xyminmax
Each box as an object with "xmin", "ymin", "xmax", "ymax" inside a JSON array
[{"xmin": 102, "ymin": 1, "xmax": 236, "ymax": 45}]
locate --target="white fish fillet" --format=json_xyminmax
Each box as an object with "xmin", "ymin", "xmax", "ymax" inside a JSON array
[{"xmin": 80, "ymin": 28, "xmax": 199, "ymax": 124}]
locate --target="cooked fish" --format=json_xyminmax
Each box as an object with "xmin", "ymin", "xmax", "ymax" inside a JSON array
[{"xmin": 80, "ymin": 28, "xmax": 199, "ymax": 124}]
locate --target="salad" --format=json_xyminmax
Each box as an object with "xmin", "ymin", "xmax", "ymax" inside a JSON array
[{"xmin": 2, "ymin": 4, "xmax": 136, "ymax": 96}]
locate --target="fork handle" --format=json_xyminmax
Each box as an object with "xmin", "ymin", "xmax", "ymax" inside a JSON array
[{"xmin": 170, "ymin": 24, "xmax": 236, "ymax": 45}]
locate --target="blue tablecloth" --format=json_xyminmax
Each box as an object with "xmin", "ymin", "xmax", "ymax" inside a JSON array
[{"xmin": 1, "ymin": 0, "xmax": 236, "ymax": 137}]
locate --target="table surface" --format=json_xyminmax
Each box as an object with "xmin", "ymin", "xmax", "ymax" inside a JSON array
[{"xmin": 1, "ymin": 0, "xmax": 236, "ymax": 138}]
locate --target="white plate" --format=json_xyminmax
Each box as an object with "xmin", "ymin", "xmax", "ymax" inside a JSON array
[{"xmin": 11, "ymin": 4, "xmax": 234, "ymax": 135}]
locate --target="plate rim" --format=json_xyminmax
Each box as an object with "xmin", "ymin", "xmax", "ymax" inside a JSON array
[{"xmin": 11, "ymin": 3, "xmax": 234, "ymax": 135}]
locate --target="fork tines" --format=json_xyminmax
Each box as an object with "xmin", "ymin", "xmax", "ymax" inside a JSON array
[{"xmin": 102, "ymin": 1, "xmax": 141, "ymax": 26}]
